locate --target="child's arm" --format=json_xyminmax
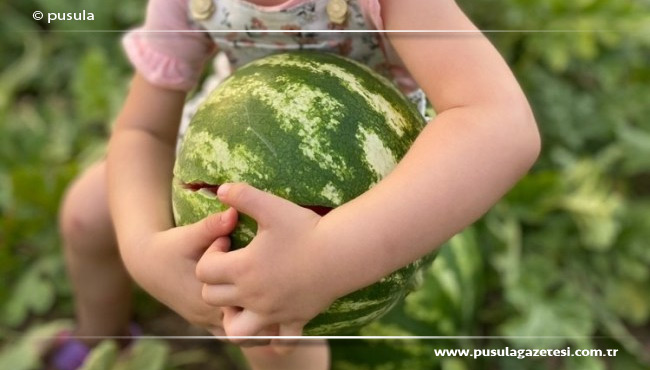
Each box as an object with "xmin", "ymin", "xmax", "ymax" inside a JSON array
[
  {"xmin": 196, "ymin": 0, "xmax": 541, "ymax": 338},
  {"xmin": 106, "ymin": 74, "xmax": 237, "ymax": 334}
]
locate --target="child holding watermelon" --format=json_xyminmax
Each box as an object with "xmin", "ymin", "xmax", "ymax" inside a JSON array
[{"xmin": 49, "ymin": 0, "xmax": 540, "ymax": 369}]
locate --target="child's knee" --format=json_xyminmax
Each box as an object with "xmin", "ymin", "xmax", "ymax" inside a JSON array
[
  {"xmin": 59, "ymin": 163, "xmax": 115, "ymax": 254},
  {"xmin": 60, "ymin": 195, "xmax": 101, "ymax": 248}
]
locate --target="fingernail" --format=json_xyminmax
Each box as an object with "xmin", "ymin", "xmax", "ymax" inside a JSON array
[{"xmin": 217, "ymin": 183, "xmax": 231, "ymax": 199}]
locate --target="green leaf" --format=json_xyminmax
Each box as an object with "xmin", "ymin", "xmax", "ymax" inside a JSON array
[
  {"xmin": 115, "ymin": 339, "xmax": 169, "ymax": 370},
  {"xmin": 72, "ymin": 48, "xmax": 120, "ymax": 126},
  {"xmin": 604, "ymin": 279, "xmax": 650, "ymax": 325},
  {"xmin": 0, "ymin": 35, "xmax": 42, "ymax": 112},
  {"xmin": 166, "ymin": 349, "xmax": 210, "ymax": 368},
  {"xmin": 2, "ymin": 258, "xmax": 59, "ymax": 327},
  {"xmin": 79, "ymin": 340, "xmax": 119, "ymax": 370},
  {"xmin": 564, "ymin": 351, "xmax": 606, "ymax": 370},
  {"xmin": 0, "ymin": 170, "xmax": 12, "ymax": 213},
  {"xmin": 0, "ymin": 320, "xmax": 72, "ymax": 370},
  {"xmin": 441, "ymin": 359, "xmax": 468, "ymax": 370},
  {"xmin": 0, "ymin": 340, "xmax": 39, "ymax": 370},
  {"xmin": 486, "ymin": 207, "xmax": 525, "ymax": 306},
  {"xmin": 503, "ymin": 170, "xmax": 563, "ymax": 222},
  {"xmin": 616, "ymin": 124, "xmax": 650, "ymax": 174},
  {"xmin": 559, "ymin": 159, "xmax": 623, "ymax": 251},
  {"xmin": 500, "ymin": 283, "xmax": 595, "ymax": 348}
]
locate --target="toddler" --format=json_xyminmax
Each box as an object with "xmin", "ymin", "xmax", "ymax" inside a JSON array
[{"xmin": 51, "ymin": 0, "xmax": 541, "ymax": 369}]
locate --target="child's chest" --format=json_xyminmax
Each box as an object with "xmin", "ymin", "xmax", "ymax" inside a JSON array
[{"xmin": 189, "ymin": 0, "xmax": 384, "ymax": 69}]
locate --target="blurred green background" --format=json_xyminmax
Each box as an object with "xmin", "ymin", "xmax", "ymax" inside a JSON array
[{"xmin": 1, "ymin": 0, "xmax": 649, "ymax": 369}]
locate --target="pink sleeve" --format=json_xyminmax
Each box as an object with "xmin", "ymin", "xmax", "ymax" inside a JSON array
[
  {"xmin": 122, "ymin": 0, "xmax": 217, "ymax": 91},
  {"xmin": 357, "ymin": 0, "xmax": 383, "ymax": 29}
]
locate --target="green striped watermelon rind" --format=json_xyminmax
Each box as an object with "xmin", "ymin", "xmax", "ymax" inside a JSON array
[{"xmin": 172, "ymin": 51, "xmax": 435, "ymax": 335}]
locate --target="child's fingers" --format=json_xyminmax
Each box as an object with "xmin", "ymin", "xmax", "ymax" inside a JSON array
[
  {"xmin": 208, "ymin": 325, "xmax": 226, "ymax": 337},
  {"xmin": 195, "ymin": 246, "xmax": 237, "ymax": 284},
  {"xmin": 279, "ymin": 322, "xmax": 303, "ymax": 337},
  {"xmin": 222, "ymin": 307, "xmax": 270, "ymax": 346},
  {"xmin": 206, "ymin": 236, "xmax": 231, "ymax": 253},
  {"xmin": 171, "ymin": 208, "xmax": 238, "ymax": 255},
  {"xmin": 201, "ymin": 283, "xmax": 239, "ymax": 306},
  {"xmin": 224, "ymin": 309, "xmax": 269, "ymax": 342},
  {"xmin": 239, "ymin": 325, "xmax": 279, "ymax": 348},
  {"xmin": 270, "ymin": 322, "xmax": 304, "ymax": 354},
  {"xmin": 216, "ymin": 183, "xmax": 296, "ymax": 228},
  {"xmin": 196, "ymin": 236, "xmax": 231, "ymax": 279}
]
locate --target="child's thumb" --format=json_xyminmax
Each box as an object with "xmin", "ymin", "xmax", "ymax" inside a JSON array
[
  {"xmin": 216, "ymin": 183, "xmax": 294, "ymax": 228},
  {"xmin": 271, "ymin": 322, "xmax": 303, "ymax": 355},
  {"xmin": 174, "ymin": 207, "xmax": 238, "ymax": 253},
  {"xmin": 224, "ymin": 309, "xmax": 269, "ymax": 346}
]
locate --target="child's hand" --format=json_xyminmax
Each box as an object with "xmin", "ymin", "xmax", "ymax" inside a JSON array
[
  {"xmin": 195, "ymin": 183, "xmax": 340, "ymax": 340},
  {"xmin": 130, "ymin": 208, "xmax": 238, "ymax": 336}
]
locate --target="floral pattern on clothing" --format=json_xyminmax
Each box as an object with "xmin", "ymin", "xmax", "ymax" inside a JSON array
[{"xmin": 188, "ymin": 0, "xmax": 424, "ymax": 100}]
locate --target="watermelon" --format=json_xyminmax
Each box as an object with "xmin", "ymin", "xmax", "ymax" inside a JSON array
[{"xmin": 172, "ymin": 51, "xmax": 435, "ymax": 335}]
